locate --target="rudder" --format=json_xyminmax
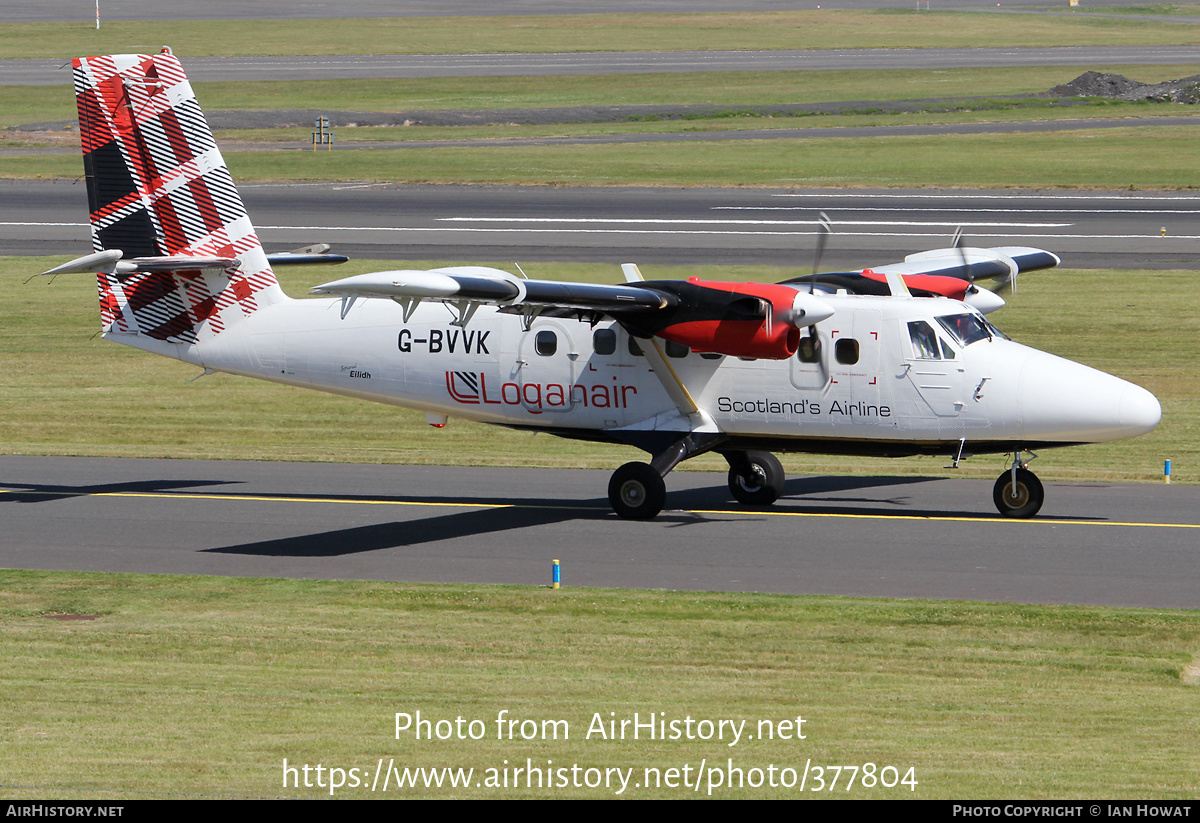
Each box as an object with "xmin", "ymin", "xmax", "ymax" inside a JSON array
[{"xmin": 72, "ymin": 49, "xmax": 284, "ymax": 344}]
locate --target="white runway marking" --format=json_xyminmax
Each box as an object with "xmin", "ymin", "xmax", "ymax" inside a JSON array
[
  {"xmin": 772, "ymin": 192, "xmax": 1200, "ymax": 202},
  {"xmin": 7, "ymin": 220, "xmax": 1189, "ymax": 241},
  {"xmin": 438, "ymin": 217, "xmax": 1073, "ymax": 228}
]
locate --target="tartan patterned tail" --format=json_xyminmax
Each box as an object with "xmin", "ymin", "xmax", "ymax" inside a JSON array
[{"xmin": 74, "ymin": 50, "xmax": 284, "ymax": 344}]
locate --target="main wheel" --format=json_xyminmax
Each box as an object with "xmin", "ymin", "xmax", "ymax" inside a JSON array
[
  {"xmin": 992, "ymin": 467, "xmax": 1045, "ymax": 519},
  {"xmin": 727, "ymin": 450, "xmax": 786, "ymax": 506},
  {"xmin": 608, "ymin": 462, "xmax": 667, "ymax": 520}
]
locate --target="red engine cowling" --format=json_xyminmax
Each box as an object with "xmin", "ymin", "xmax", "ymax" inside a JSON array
[
  {"xmin": 653, "ymin": 278, "xmax": 805, "ymax": 360},
  {"xmin": 860, "ymin": 269, "xmax": 971, "ymax": 300}
]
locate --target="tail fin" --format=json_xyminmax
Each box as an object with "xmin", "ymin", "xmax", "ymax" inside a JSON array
[{"xmin": 72, "ymin": 49, "xmax": 284, "ymax": 344}]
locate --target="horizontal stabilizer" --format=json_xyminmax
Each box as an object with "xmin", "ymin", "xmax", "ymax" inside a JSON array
[
  {"xmin": 267, "ymin": 244, "xmax": 349, "ymax": 267},
  {"xmin": 40, "ymin": 250, "xmax": 239, "ymax": 277},
  {"xmin": 267, "ymin": 253, "xmax": 349, "ymax": 266}
]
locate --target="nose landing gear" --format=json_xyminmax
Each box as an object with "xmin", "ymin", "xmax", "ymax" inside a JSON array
[{"xmin": 993, "ymin": 452, "xmax": 1044, "ymax": 518}]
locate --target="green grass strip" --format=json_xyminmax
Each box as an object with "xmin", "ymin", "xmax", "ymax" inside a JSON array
[
  {"xmin": 1, "ymin": 570, "xmax": 1197, "ymax": 799},
  {"xmin": 5, "ymin": 11, "xmax": 1200, "ymax": 60},
  {"xmin": 8, "ymin": 124, "xmax": 1200, "ymax": 190}
]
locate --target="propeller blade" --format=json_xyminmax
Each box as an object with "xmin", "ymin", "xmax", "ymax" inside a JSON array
[
  {"xmin": 813, "ymin": 211, "xmax": 831, "ymax": 276},
  {"xmin": 810, "ymin": 211, "xmax": 831, "ymax": 295}
]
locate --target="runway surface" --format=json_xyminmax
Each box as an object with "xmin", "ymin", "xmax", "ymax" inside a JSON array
[
  {"xmin": 2, "ymin": 455, "xmax": 1196, "ymax": 609},
  {"xmin": 9, "ymin": 45, "xmax": 1200, "ymax": 85},
  {"xmin": 7, "ymin": 180, "xmax": 1199, "ymax": 269}
]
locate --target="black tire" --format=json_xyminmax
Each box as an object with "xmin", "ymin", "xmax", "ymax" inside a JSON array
[
  {"xmin": 992, "ymin": 468, "xmax": 1045, "ymax": 519},
  {"xmin": 608, "ymin": 462, "xmax": 667, "ymax": 520},
  {"xmin": 727, "ymin": 450, "xmax": 786, "ymax": 506}
]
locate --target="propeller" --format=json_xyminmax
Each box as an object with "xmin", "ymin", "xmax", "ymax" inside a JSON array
[
  {"xmin": 810, "ymin": 211, "xmax": 831, "ymax": 294},
  {"xmin": 954, "ymin": 224, "xmax": 1016, "ymax": 298}
]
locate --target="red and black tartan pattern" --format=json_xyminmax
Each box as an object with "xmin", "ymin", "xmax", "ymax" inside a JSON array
[{"xmin": 74, "ymin": 53, "xmax": 279, "ymax": 343}]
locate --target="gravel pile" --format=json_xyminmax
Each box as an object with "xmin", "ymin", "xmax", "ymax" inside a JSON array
[{"xmin": 1050, "ymin": 71, "xmax": 1200, "ymax": 104}]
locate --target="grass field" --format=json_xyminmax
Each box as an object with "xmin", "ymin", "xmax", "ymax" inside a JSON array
[
  {"xmin": 1, "ymin": 571, "xmax": 1197, "ymax": 799},
  {"xmin": 5, "ymin": 10, "xmax": 1200, "ymax": 60},
  {"xmin": 8, "ymin": 123, "xmax": 1200, "ymax": 189}
]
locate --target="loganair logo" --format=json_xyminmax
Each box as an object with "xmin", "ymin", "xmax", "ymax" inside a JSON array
[{"xmin": 446, "ymin": 371, "xmax": 637, "ymax": 414}]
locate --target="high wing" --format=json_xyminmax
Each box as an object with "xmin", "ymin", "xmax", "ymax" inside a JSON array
[
  {"xmin": 781, "ymin": 245, "xmax": 1060, "ymax": 314},
  {"xmin": 311, "ymin": 243, "xmax": 1059, "ymax": 359},
  {"xmin": 312, "ymin": 266, "xmax": 837, "ymax": 360},
  {"xmin": 874, "ymin": 245, "xmax": 1060, "ymax": 282}
]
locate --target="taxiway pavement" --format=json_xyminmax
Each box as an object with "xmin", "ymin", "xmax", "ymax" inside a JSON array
[
  {"xmin": 3, "ymin": 455, "xmax": 1196, "ymax": 610},
  {"xmin": 6, "ymin": 180, "xmax": 1199, "ymax": 270}
]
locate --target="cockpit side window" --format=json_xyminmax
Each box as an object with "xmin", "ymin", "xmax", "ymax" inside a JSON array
[
  {"xmin": 907, "ymin": 320, "xmax": 941, "ymax": 360},
  {"xmin": 937, "ymin": 312, "xmax": 991, "ymax": 347}
]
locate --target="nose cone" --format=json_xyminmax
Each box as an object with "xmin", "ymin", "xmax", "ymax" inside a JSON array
[
  {"xmin": 1119, "ymin": 381, "xmax": 1162, "ymax": 437},
  {"xmin": 790, "ymin": 291, "xmax": 835, "ymax": 326},
  {"xmin": 962, "ymin": 286, "xmax": 1005, "ymax": 315},
  {"xmin": 1018, "ymin": 351, "xmax": 1161, "ymax": 443}
]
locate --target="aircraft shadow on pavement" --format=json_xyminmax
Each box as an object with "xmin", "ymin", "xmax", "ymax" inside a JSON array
[
  {"xmin": 205, "ymin": 475, "xmax": 1089, "ymax": 558},
  {"xmin": 0, "ymin": 478, "xmax": 237, "ymax": 504}
]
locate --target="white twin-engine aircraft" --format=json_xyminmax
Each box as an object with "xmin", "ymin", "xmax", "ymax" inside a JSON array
[{"xmin": 47, "ymin": 51, "xmax": 1161, "ymax": 520}]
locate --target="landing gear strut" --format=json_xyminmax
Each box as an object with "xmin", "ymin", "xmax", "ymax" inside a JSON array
[
  {"xmin": 606, "ymin": 431, "xmax": 728, "ymax": 520},
  {"xmin": 993, "ymin": 453, "xmax": 1044, "ymax": 519},
  {"xmin": 725, "ymin": 450, "xmax": 785, "ymax": 506}
]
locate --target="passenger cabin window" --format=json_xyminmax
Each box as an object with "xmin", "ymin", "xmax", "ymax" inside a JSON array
[
  {"xmin": 535, "ymin": 330, "xmax": 557, "ymax": 356},
  {"xmin": 593, "ymin": 328, "xmax": 617, "ymax": 355},
  {"xmin": 628, "ymin": 337, "xmax": 644, "ymax": 357},
  {"xmin": 835, "ymin": 338, "xmax": 859, "ymax": 365},
  {"xmin": 908, "ymin": 321, "xmax": 941, "ymax": 360},
  {"xmin": 665, "ymin": 340, "xmax": 688, "ymax": 359},
  {"xmin": 797, "ymin": 333, "xmax": 821, "ymax": 364},
  {"xmin": 699, "ymin": 352, "xmax": 722, "ymax": 361}
]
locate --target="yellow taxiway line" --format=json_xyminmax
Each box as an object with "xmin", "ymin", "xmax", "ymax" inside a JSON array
[{"xmin": 5, "ymin": 488, "xmax": 1199, "ymax": 530}]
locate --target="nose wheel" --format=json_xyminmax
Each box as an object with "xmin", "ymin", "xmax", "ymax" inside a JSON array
[{"xmin": 992, "ymin": 466, "xmax": 1044, "ymax": 519}]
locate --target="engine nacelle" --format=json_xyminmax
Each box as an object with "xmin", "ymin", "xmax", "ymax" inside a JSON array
[
  {"xmin": 859, "ymin": 270, "xmax": 1005, "ymax": 314},
  {"xmin": 651, "ymin": 279, "xmax": 833, "ymax": 359},
  {"xmin": 657, "ymin": 318, "xmax": 801, "ymax": 360}
]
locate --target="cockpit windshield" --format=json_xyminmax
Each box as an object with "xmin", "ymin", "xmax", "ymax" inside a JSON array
[{"xmin": 936, "ymin": 312, "xmax": 998, "ymax": 347}]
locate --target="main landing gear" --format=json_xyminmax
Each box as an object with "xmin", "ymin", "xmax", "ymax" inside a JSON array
[
  {"xmin": 725, "ymin": 450, "xmax": 785, "ymax": 506},
  {"xmin": 608, "ymin": 462, "xmax": 667, "ymax": 520},
  {"xmin": 992, "ymin": 453, "xmax": 1044, "ymax": 519},
  {"xmin": 604, "ymin": 435, "xmax": 787, "ymax": 520}
]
